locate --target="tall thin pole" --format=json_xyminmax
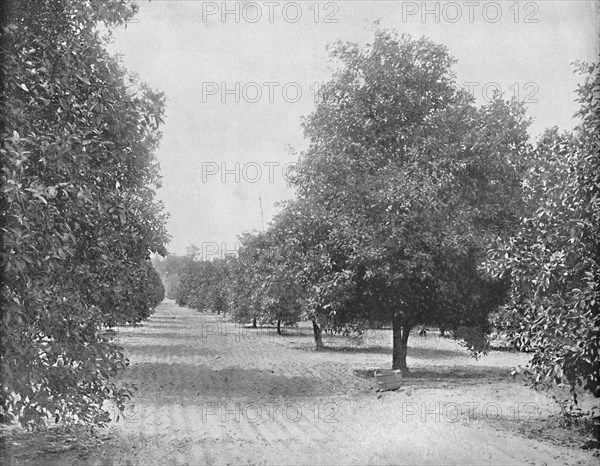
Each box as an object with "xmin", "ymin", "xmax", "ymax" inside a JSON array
[{"xmin": 259, "ymin": 194, "xmax": 265, "ymax": 232}]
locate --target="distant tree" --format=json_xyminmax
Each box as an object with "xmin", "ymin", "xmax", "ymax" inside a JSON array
[
  {"xmin": 176, "ymin": 257, "xmax": 233, "ymax": 316},
  {"xmin": 226, "ymin": 249, "xmax": 261, "ymax": 325},
  {"xmin": 146, "ymin": 261, "xmax": 166, "ymax": 309},
  {"xmin": 176, "ymin": 260, "xmax": 208, "ymax": 309},
  {"xmin": 234, "ymin": 230, "xmax": 304, "ymax": 330},
  {"xmin": 232, "ymin": 198, "xmax": 369, "ymax": 348},
  {"xmin": 152, "ymin": 254, "xmax": 193, "ymax": 299}
]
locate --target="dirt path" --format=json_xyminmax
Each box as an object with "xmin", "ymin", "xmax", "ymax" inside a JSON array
[{"xmin": 56, "ymin": 301, "xmax": 596, "ymax": 464}]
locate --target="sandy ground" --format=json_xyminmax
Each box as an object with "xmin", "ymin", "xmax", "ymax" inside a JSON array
[{"xmin": 5, "ymin": 301, "xmax": 598, "ymax": 465}]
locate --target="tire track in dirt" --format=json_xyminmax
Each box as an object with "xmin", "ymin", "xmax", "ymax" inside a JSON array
[{"xmin": 82, "ymin": 301, "xmax": 597, "ymax": 465}]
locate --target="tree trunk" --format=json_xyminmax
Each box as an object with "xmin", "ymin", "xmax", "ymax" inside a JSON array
[
  {"xmin": 252, "ymin": 318, "xmax": 257, "ymax": 328},
  {"xmin": 392, "ymin": 314, "xmax": 412, "ymax": 374},
  {"xmin": 312, "ymin": 319, "xmax": 323, "ymax": 349},
  {"xmin": 277, "ymin": 319, "xmax": 282, "ymax": 335}
]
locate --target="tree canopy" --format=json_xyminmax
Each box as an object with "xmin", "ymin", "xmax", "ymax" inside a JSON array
[{"xmin": 288, "ymin": 30, "xmax": 531, "ymax": 370}]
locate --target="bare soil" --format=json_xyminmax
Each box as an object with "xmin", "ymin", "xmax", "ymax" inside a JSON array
[{"xmin": 2, "ymin": 301, "xmax": 598, "ymax": 465}]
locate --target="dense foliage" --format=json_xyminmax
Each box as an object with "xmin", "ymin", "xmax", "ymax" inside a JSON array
[
  {"xmin": 485, "ymin": 61, "xmax": 600, "ymax": 400},
  {"xmin": 1, "ymin": 0, "xmax": 169, "ymax": 428},
  {"xmin": 287, "ymin": 31, "xmax": 530, "ymax": 370},
  {"xmin": 177, "ymin": 258, "xmax": 230, "ymax": 315}
]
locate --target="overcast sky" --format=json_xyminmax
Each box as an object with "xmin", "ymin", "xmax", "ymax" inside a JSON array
[{"xmin": 108, "ymin": 1, "xmax": 598, "ymax": 257}]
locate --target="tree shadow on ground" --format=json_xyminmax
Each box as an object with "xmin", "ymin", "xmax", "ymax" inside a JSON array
[
  {"xmin": 133, "ymin": 332, "xmax": 217, "ymax": 341},
  {"xmin": 126, "ymin": 344, "xmax": 218, "ymax": 358},
  {"xmin": 353, "ymin": 365, "xmax": 512, "ymax": 385},
  {"xmin": 317, "ymin": 345, "xmax": 463, "ymax": 360},
  {"xmin": 143, "ymin": 321, "xmax": 192, "ymax": 327},
  {"xmin": 318, "ymin": 345, "xmax": 392, "ymax": 354},
  {"xmin": 123, "ymin": 363, "xmax": 332, "ymax": 405}
]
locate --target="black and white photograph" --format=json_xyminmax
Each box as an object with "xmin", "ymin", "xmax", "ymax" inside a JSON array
[{"xmin": 1, "ymin": 0, "xmax": 599, "ymax": 464}]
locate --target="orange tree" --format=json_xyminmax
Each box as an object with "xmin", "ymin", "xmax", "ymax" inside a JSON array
[
  {"xmin": 228, "ymin": 229, "xmax": 303, "ymax": 332},
  {"xmin": 176, "ymin": 256, "xmax": 232, "ymax": 315},
  {"xmin": 1, "ymin": 0, "xmax": 169, "ymax": 428},
  {"xmin": 485, "ymin": 61, "xmax": 600, "ymax": 403},
  {"xmin": 264, "ymin": 199, "xmax": 365, "ymax": 347},
  {"xmin": 231, "ymin": 198, "xmax": 377, "ymax": 348},
  {"xmin": 291, "ymin": 30, "xmax": 531, "ymax": 371}
]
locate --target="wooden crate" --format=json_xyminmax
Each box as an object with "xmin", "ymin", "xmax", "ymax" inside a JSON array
[{"xmin": 374, "ymin": 369, "xmax": 403, "ymax": 391}]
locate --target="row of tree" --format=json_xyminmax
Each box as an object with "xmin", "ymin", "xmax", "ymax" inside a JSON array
[
  {"xmin": 175, "ymin": 31, "xmax": 528, "ymax": 371},
  {"xmin": 1, "ymin": 0, "xmax": 168, "ymax": 429},
  {"xmin": 173, "ymin": 30, "xmax": 598, "ymax": 402}
]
